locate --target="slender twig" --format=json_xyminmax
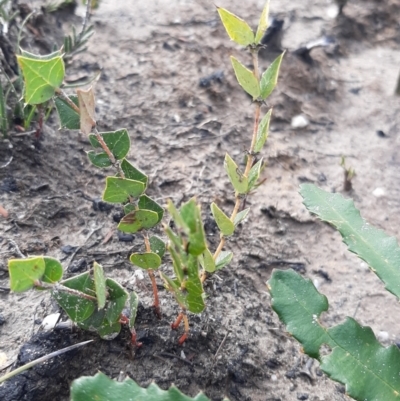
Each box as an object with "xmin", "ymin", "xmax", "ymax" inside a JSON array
[
  {"xmin": 35, "ymin": 281, "xmax": 98, "ymax": 302},
  {"xmin": 204, "ymin": 48, "xmax": 262, "ymax": 280},
  {"xmin": 56, "ymin": 88, "xmax": 80, "ymax": 114},
  {"xmin": 213, "ymin": 329, "xmax": 230, "ymax": 364},
  {"xmin": 144, "ymin": 234, "xmax": 161, "ymax": 318},
  {"xmin": 0, "ymin": 340, "xmax": 93, "ymax": 384},
  {"xmin": 6, "ymin": 238, "xmax": 25, "ymax": 258}
]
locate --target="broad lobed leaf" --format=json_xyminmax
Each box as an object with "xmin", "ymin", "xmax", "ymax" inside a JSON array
[
  {"xmin": 268, "ymin": 269, "xmax": 400, "ymax": 401},
  {"xmin": 300, "ymin": 183, "xmax": 400, "ymax": 300},
  {"xmin": 70, "ymin": 372, "xmax": 230, "ymax": 401}
]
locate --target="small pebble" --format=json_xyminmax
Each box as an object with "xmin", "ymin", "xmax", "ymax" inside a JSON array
[
  {"xmin": 372, "ymin": 187, "xmax": 385, "ymax": 198},
  {"xmin": 377, "ymin": 331, "xmax": 389, "ymax": 342},
  {"xmin": 41, "ymin": 313, "xmax": 60, "ymax": 331},
  {"xmin": 291, "ymin": 114, "xmax": 309, "ymax": 129}
]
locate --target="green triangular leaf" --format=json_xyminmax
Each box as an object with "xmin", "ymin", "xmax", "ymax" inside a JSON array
[
  {"xmin": 87, "ymin": 151, "xmax": 112, "ymax": 168},
  {"xmin": 118, "ymin": 209, "xmax": 159, "ymax": 233},
  {"xmin": 215, "ymin": 250, "xmax": 233, "ymax": 270},
  {"xmin": 52, "ymin": 272, "xmax": 96, "ymax": 323},
  {"xmin": 17, "ymin": 50, "xmax": 65, "ymax": 104},
  {"xmin": 260, "ymin": 52, "xmax": 284, "ymax": 100},
  {"xmin": 254, "ymin": 109, "xmax": 272, "ymax": 153},
  {"xmin": 103, "ymin": 177, "xmax": 145, "ymax": 203},
  {"xmin": 8, "ymin": 257, "xmax": 46, "ymax": 292},
  {"xmin": 247, "ymin": 158, "xmax": 263, "ymax": 191},
  {"xmin": 234, "ymin": 208, "xmax": 250, "ymax": 226},
  {"xmin": 211, "ymin": 202, "xmax": 234, "ymax": 236},
  {"xmin": 129, "ymin": 292, "xmax": 139, "ymax": 329},
  {"xmin": 138, "ymin": 194, "xmax": 164, "ymax": 223},
  {"xmin": 104, "ymin": 278, "xmax": 128, "ymax": 325},
  {"xmin": 120, "ymin": 159, "xmax": 148, "ymax": 186},
  {"xmin": 217, "ymin": 7, "xmax": 254, "ymax": 47},
  {"xmin": 200, "ymin": 247, "xmax": 216, "ymax": 273},
  {"xmin": 149, "ymin": 235, "xmax": 166, "ymax": 258},
  {"xmin": 54, "ymin": 95, "xmax": 80, "ymax": 130},
  {"xmin": 224, "ymin": 153, "xmax": 248, "ymax": 194},
  {"xmin": 89, "ymin": 129, "xmax": 130, "ymax": 161},
  {"xmin": 230, "ymin": 56, "xmax": 260, "ymax": 100},
  {"xmin": 255, "ymin": 0, "xmax": 270, "ymax": 44},
  {"xmin": 130, "ymin": 252, "xmax": 162, "ymax": 270},
  {"xmin": 42, "ymin": 257, "xmax": 63, "ymax": 284}
]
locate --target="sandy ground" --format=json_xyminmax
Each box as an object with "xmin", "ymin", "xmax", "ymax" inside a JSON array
[{"xmin": 1, "ymin": 0, "xmax": 400, "ymax": 400}]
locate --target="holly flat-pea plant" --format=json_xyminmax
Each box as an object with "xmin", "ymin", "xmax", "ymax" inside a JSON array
[
  {"xmin": 6, "ymin": 0, "xmax": 283, "ymax": 348},
  {"xmin": 268, "ymin": 184, "xmax": 400, "ymax": 401}
]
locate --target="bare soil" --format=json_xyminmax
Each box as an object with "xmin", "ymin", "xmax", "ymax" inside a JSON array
[{"xmin": 1, "ymin": 0, "xmax": 400, "ymax": 400}]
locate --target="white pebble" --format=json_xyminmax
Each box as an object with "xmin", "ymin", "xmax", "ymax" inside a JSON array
[
  {"xmin": 291, "ymin": 114, "xmax": 309, "ymax": 129},
  {"xmin": 41, "ymin": 313, "xmax": 60, "ymax": 331},
  {"xmin": 377, "ymin": 331, "xmax": 389, "ymax": 342},
  {"xmin": 372, "ymin": 187, "xmax": 385, "ymax": 198}
]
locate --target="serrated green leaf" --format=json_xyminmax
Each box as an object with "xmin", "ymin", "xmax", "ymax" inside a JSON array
[
  {"xmin": 215, "ymin": 251, "xmax": 233, "ymax": 270},
  {"xmin": 138, "ymin": 194, "xmax": 164, "ymax": 223},
  {"xmin": 260, "ymin": 52, "xmax": 284, "ymax": 100},
  {"xmin": 42, "ymin": 257, "xmax": 63, "ymax": 284},
  {"xmin": 211, "ymin": 202, "xmax": 234, "ymax": 236},
  {"xmin": 254, "ymin": 109, "xmax": 272, "ymax": 153},
  {"xmin": 8, "ymin": 257, "xmax": 46, "ymax": 292},
  {"xmin": 300, "ymin": 184, "xmax": 400, "ymax": 300},
  {"xmin": 70, "ymin": 372, "xmax": 227, "ymax": 401},
  {"xmin": 118, "ymin": 209, "xmax": 159, "ymax": 233},
  {"xmin": 129, "ymin": 292, "xmax": 139, "ymax": 329},
  {"xmin": 255, "ymin": 0, "xmax": 270, "ymax": 44},
  {"xmin": 87, "ymin": 151, "xmax": 112, "ymax": 168},
  {"xmin": 17, "ymin": 50, "xmax": 65, "ymax": 105},
  {"xmin": 104, "ymin": 278, "xmax": 128, "ymax": 325},
  {"xmin": 102, "ymin": 177, "xmax": 145, "ymax": 203},
  {"xmin": 217, "ymin": 7, "xmax": 254, "ymax": 47},
  {"xmin": 52, "ymin": 272, "xmax": 96, "ymax": 322},
  {"xmin": 89, "ymin": 129, "xmax": 130, "ymax": 161},
  {"xmin": 230, "ymin": 56, "xmax": 260, "ymax": 99},
  {"xmin": 149, "ymin": 236, "xmax": 166, "ymax": 258},
  {"xmin": 54, "ymin": 95, "xmax": 80, "ymax": 129},
  {"xmin": 268, "ymin": 269, "xmax": 400, "ymax": 401},
  {"xmin": 268, "ymin": 269, "xmax": 331, "ymax": 357},
  {"xmin": 247, "ymin": 158, "xmax": 263, "ymax": 191},
  {"xmin": 93, "ymin": 262, "xmax": 106, "ymax": 310},
  {"xmin": 234, "ymin": 208, "xmax": 250, "ymax": 226},
  {"xmin": 322, "ymin": 318, "xmax": 400, "ymax": 401},
  {"xmin": 120, "ymin": 159, "xmax": 148, "ymax": 186},
  {"xmin": 130, "ymin": 252, "xmax": 161, "ymax": 270},
  {"xmin": 224, "ymin": 153, "xmax": 248, "ymax": 194},
  {"xmin": 200, "ymin": 247, "xmax": 216, "ymax": 273}
]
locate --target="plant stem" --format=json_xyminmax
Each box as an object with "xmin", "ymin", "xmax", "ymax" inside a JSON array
[
  {"xmin": 56, "ymin": 88, "xmax": 80, "ymax": 114},
  {"xmin": 93, "ymin": 127, "xmax": 116, "ymax": 164},
  {"xmin": 144, "ymin": 234, "xmax": 161, "ymax": 318},
  {"xmin": 35, "ymin": 280, "xmax": 98, "ymax": 302},
  {"xmin": 0, "ymin": 340, "xmax": 93, "ymax": 384},
  {"xmin": 78, "ymin": 0, "xmax": 92, "ymax": 43},
  {"xmin": 206, "ymin": 48, "xmax": 262, "ymax": 278}
]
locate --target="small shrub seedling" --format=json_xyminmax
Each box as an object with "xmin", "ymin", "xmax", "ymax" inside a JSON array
[
  {"xmin": 5, "ymin": 0, "xmax": 283, "ymax": 348},
  {"xmin": 2, "ymin": 1, "xmax": 285, "ymax": 397},
  {"xmin": 268, "ymin": 184, "xmax": 400, "ymax": 401}
]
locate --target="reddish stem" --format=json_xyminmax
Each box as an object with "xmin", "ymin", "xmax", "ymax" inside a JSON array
[
  {"xmin": 171, "ymin": 312, "xmax": 183, "ymax": 330},
  {"xmin": 148, "ymin": 269, "xmax": 161, "ymax": 319},
  {"xmin": 178, "ymin": 333, "xmax": 188, "ymax": 345}
]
